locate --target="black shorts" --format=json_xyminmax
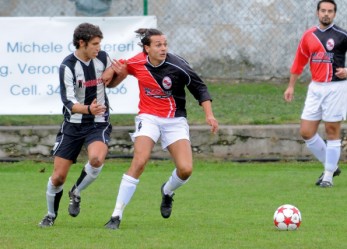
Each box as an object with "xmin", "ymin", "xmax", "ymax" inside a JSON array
[{"xmin": 51, "ymin": 121, "xmax": 112, "ymax": 163}]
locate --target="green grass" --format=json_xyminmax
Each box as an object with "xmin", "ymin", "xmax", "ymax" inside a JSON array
[
  {"xmin": 1, "ymin": 159, "xmax": 347, "ymax": 249},
  {"xmin": 0, "ymin": 81, "xmax": 308, "ymax": 126}
]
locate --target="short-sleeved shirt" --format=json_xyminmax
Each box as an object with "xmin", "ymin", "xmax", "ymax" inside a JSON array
[{"xmin": 59, "ymin": 50, "xmax": 111, "ymax": 123}]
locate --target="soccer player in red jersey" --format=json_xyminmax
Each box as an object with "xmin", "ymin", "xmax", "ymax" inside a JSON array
[
  {"xmin": 284, "ymin": 0, "xmax": 347, "ymax": 187},
  {"xmin": 103, "ymin": 28, "xmax": 219, "ymax": 229}
]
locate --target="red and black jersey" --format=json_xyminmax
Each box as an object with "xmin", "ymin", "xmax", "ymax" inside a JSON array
[
  {"xmin": 124, "ymin": 52, "xmax": 212, "ymax": 118},
  {"xmin": 291, "ymin": 24, "xmax": 347, "ymax": 82}
]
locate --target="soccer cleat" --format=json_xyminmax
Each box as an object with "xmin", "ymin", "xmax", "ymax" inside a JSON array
[
  {"xmin": 104, "ymin": 216, "xmax": 121, "ymax": 230},
  {"xmin": 320, "ymin": 181, "xmax": 333, "ymax": 188},
  {"xmin": 160, "ymin": 183, "xmax": 174, "ymax": 219},
  {"xmin": 38, "ymin": 215, "xmax": 55, "ymax": 228},
  {"xmin": 68, "ymin": 191, "xmax": 81, "ymax": 217},
  {"xmin": 315, "ymin": 167, "xmax": 341, "ymax": 186}
]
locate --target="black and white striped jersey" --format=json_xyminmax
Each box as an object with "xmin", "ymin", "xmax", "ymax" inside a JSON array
[{"xmin": 59, "ymin": 51, "xmax": 111, "ymax": 123}]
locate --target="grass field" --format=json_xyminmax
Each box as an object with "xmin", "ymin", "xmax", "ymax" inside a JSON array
[{"xmin": 1, "ymin": 159, "xmax": 346, "ymax": 249}]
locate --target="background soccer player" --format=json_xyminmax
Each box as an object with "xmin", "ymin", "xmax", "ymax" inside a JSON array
[{"xmin": 284, "ymin": 0, "xmax": 347, "ymax": 187}]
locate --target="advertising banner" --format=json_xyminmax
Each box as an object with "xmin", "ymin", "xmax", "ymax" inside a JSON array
[{"xmin": 0, "ymin": 16, "xmax": 157, "ymax": 114}]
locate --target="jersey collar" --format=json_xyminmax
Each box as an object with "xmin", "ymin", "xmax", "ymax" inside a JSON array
[
  {"xmin": 74, "ymin": 52, "xmax": 91, "ymax": 66},
  {"xmin": 317, "ymin": 23, "xmax": 334, "ymax": 32},
  {"xmin": 146, "ymin": 55, "xmax": 165, "ymax": 68}
]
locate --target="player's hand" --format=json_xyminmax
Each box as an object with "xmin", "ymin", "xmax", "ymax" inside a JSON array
[
  {"xmin": 206, "ymin": 116, "xmax": 219, "ymax": 134},
  {"xmin": 283, "ymin": 87, "xmax": 294, "ymax": 102},
  {"xmin": 90, "ymin": 99, "xmax": 106, "ymax": 116},
  {"xmin": 112, "ymin": 59, "xmax": 128, "ymax": 78},
  {"xmin": 102, "ymin": 67, "xmax": 115, "ymax": 86},
  {"xmin": 335, "ymin": 67, "xmax": 347, "ymax": 79}
]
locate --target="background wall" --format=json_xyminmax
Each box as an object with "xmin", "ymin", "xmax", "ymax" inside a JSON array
[
  {"xmin": 2, "ymin": 124, "xmax": 347, "ymax": 161},
  {"xmin": 2, "ymin": 0, "xmax": 347, "ymax": 81}
]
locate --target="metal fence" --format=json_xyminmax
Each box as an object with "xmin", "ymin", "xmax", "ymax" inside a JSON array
[{"xmin": 2, "ymin": 0, "xmax": 347, "ymax": 81}]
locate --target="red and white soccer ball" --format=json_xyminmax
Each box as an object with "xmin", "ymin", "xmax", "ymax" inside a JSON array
[{"xmin": 273, "ymin": 204, "xmax": 302, "ymax": 231}]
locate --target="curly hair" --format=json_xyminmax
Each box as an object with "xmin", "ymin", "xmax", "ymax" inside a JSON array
[{"xmin": 73, "ymin": 23, "xmax": 103, "ymax": 49}]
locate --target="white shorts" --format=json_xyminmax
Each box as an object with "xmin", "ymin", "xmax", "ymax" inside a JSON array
[
  {"xmin": 301, "ymin": 81, "xmax": 347, "ymax": 122},
  {"xmin": 130, "ymin": 114, "xmax": 190, "ymax": 150}
]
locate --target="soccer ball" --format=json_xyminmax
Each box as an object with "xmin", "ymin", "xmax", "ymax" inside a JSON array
[{"xmin": 273, "ymin": 204, "xmax": 302, "ymax": 231}]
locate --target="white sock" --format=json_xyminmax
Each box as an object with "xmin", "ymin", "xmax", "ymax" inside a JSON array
[
  {"xmin": 323, "ymin": 140, "xmax": 341, "ymax": 182},
  {"xmin": 46, "ymin": 177, "xmax": 63, "ymax": 218},
  {"xmin": 74, "ymin": 162, "xmax": 103, "ymax": 195},
  {"xmin": 163, "ymin": 169, "xmax": 189, "ymax": 196},
  {"xmin": 111, "ymin": 174, "xmax": 139, "ymax": 219},
  {"xmin": 304, "ymin": 133, "xmax": 326, "ymax": 164}
]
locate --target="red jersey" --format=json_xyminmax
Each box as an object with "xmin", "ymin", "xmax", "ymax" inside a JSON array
[
  {"xmin": 291, "ymin": 24, "xmax": 347, "ymax": 82},
  {"xmin": 124, "ymin": 52, "xmax": 212, "ymax": 118}
]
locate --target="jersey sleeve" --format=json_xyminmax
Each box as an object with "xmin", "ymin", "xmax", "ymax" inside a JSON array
[
  {"xmin": 106, "ymin": 52, "xmax": 112, "ymax": 68},
  {"xmin": 59, "ymin": 64, "xmax": 76, "ymax": 112},
  {"xmin": 184, "ymin": 62, "xmax": 212, "ymax": 104},
  {"xmin": 290, "ymin": 32, "xmax": 310, "ymax": 75},
  {"xmin": 121, "ymin": 58, "xmax": 135, "ymax": 76},
  {"xmin": 122, "ymin": 52, "xmax": 146, "ymax": 77}
]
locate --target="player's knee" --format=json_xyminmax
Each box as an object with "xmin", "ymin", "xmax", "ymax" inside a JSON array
[
  {"xmin": 177, "ymin": 166, "xmax": 192, "ymax": 180},
  {"xmin": 325, "ymin": 126, "xmax": 340, "ymax": 139},
  {"xmin": 89, "ymin": 157, "xmax": 103, "ymax": 167},
  {"xmin": 300, "ymin": 129, "xmax": 314, "ymax": 140},
  {"xmin": 301, "ymin": 134, "xmax": 311, "ymax": 140},
  {"xmin": 51, "ymin": 174, "xmax": 66, "ymax": 186}
]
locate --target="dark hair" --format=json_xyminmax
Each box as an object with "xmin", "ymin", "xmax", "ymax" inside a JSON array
[
  {"xmin": 73, "ymin": 23, "xmax": 103, "ymax": 49},
  {"xmin": 317, "ymin": 0, "xmax": 337, "ymax": 12},
  {"xmin": 135, "ymin": 28, "xmax": 164, "ymax": 54}
]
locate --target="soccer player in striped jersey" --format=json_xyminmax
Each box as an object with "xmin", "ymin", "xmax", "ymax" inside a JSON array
[
  {"xmin": 39, "ymin": 23, "xmax": 125, "ymax": 227},
  {"xmin": 284, "ymin": 0, "xmax": 347, "ymax": 188},
  {"xmin": 102, "ymin": 28, "xmax": 219, "ymax": 229}
]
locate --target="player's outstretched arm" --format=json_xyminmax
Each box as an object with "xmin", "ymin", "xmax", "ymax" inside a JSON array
[
  {"xmin": 102, "ymin": 66, "xmax": 115, "ymax": 86},
  {"xmin": 106, "ymin": 60, "xmax": 128, "ymax": 88}
]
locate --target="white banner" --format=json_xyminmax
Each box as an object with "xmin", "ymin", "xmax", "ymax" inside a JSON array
[{"xmin": 0, "ymin": 16, "xmax": 157, "ymax": 114}]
